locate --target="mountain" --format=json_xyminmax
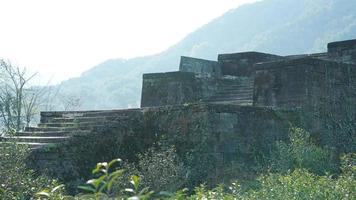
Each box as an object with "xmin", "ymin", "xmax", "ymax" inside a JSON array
[{"xmin": 55, "ymin": 0, "xmax": 356, "ymax": 110}]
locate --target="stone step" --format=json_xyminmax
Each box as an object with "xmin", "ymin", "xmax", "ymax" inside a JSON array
[
  {"xmin": 218, "ymin": 85, "xmax": 253, "ymax": 89},
  {"xmin": 214, "ymin": 91, "xmax": 253, "ymax": 96},
  {"xmin": 0, "ymin": 141, "xmax": 54, "ymax": 150},
  {"xmin": 217, "ymin": 87, "xmax": 253, "ymax": 92},
  {"xmin": 50, "ymin": 118, "xmax": 75, "ymax": 123},
  {"xmin": 39, "ymin": 118, "xmax": 129, "ymax": 128},
  {"xmin": 216, "ymin": 91, "xmax": 253, "ymax": 96},
  {"xmin": 25, "ymin": 126, "xmax": 78, "ymax": 132},
  {"xmin": 218, "ymin": 83, "xmax": 253, "ymax": 87},
  {"xmin": 49, "ymin": 116, "xmax": 129, "ymax": 123},
  {"xmin": 38, "ymin": 123, "xmax": 76, "ymax": 128},
  {"xmin": 16, "ymin": 130, "xmax": 90, "ymax": 137},
  {"xmin": 207, "ymin": 99, "xmax": 253, "ymax": 105},
  {"xmin": 79, "ymin": 112, "xmax": 133, "ymax": 118},
  {"xmin": 40, "ymin": 108, "xmax": 142, "ymax": 123},
  {"xmin": 212, "ymin": 92, "xmax": 253, "ymax": 96},
  {"xmin": 73, "ymin": 116, "xmax": 129, "ymax": 123},
  {"xmin": 60, "ymin": 110, "xmax": 140, "ymax": 117},
  {"xmin": 208, "ymin": 94, "xmax": 253, "ymax": 100},
  {"xmin": 3, "ymin": 136, "xmax": 69, "ymax": 143},
  {"xmin": 208, "ymin": 97, "xmax": 252, "ymax": 103},
  {"xmin": 220, "ymin": 78, "xmax": 254, "ymax": 83}
]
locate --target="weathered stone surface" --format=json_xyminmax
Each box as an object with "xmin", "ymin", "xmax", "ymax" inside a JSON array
[
  {"xmin": 28, "ymin": 103, "xmax": 291, "ymax": 187},
  {"xmin": 179, "ymin": 56, "xmax": 221, "ymax": 77},
  {"xmin": 328, "ymin": 39, "xmax": 356, "ymax": 64},
  {"xmin": 141, "ymin": 72, "xmax": 202, "ymax": 107},
  {"xmin": 140, "ymin": 39, "xmax": 356, "ymax": 108},
  {"xmin": 218, "ymin": 51, "xmax": 283, "ymax": 77},
  {"xmin": 253, "ymin": 57, "xmax": 356, "ymax": 108}
]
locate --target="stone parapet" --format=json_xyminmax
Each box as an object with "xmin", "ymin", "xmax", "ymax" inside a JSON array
[
  {"xmin": 179, "ymin": 56, "xmax": 221, "ymax": 77},
  {"xmin": 218, "ymin": 51, "xmax": 283, "ymax": 77},
  {"xmin": 253, "ymin": 57, "xmax": 356, "ymax": 108}
]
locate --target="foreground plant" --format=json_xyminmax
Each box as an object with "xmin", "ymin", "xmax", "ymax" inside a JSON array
[
  {"xmin": 124, "ymin": 175, "xmax": 153, "ymax": 200},
  {"xmin": 37, "ymin": 158, "xmax": 153, "ymax": 200},
  {"xmin": 78, "ymin": 158, "xmax": 124, "ymax": 195},
  {"xmin": 0, "ymin": 142, "xmax": 59, "ymax": 199},
  {"xmin": 36, "ymin": 185, "xmax": 69, "ymax": 200}
]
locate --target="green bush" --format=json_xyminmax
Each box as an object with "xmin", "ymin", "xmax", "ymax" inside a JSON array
[
  {"xmin": 0, "ymin": 142, "xmax": 60, "ymax": 199},
  {"xmin": 270, "ymin": 127, "xmax": 338, "ymax": 175},
  {"xmin": 36, "ymin": 158, "xmax": 153, "ymax": 200},
  {"xmin": 136, "ymin": 146, "xmax": 186, "ymax": 192},
  {"xmin": 239, "ymin": 169, "xmax": 355, "ymax": 200},
  {"xmin": 179, "ymin": 159, "xmax": 355, "ymax": 200},
  {"xmin": 32, "ymin": 153, "xmax": 356, "ymax": 199}
]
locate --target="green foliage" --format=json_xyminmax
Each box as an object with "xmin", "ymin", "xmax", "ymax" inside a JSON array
[
  {"xmin": 37, "ymin": 158, "xmax": 153, "ymax": 200},
  {"xmin": 340, "ymin": 153, "xmax": 356, "ymax": 176},
  {"xmin": 170, "ymin": 161, "xmax": 355, "ymax": 200},
  {"xmin": 35, "ymin": 185, "xmax": 69, "ymax": 200},
  {"xmin": 0, "ymin": 142, "xmax": 60, "ymax": 199},
  {"xmin": 124, "ymin": 175, "xmax": 153, "ymax": 200},
  {"xmin": 270, "ymin": 127, "xmax": 337, "ymax": 175},
  {"xmin": 240, "ymin": 169, "xmax": 355, "ymax": 200},
  {"xmin": 184, "ymin": 149, "xmax": 218, "ymax": 188},
  {"xmin": 78, "ymin": 159, "xmax": 124, "ymax": 195},
  {"xmin": 137, "ymin": 146, "xmax": 186, "ymax": 192}
]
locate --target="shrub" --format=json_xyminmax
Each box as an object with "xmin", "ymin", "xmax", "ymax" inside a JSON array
[
  {"xmin": 270, "ymin": 127, "xmax": 338, "ymax": 175},
  {"xmin": 240, "ymin": 169, "xmax": 355, "ymax": 200},
  {"xmin": 137, "ymin": 146, "xmax": 186, "ymax": 192},
  {"xmin": 0, "ymin": 142, "xmax": 60, "ymax": 199},
  {"xmin": 37, "ymin": 158, "xmax": 153, "ymax": 200}
]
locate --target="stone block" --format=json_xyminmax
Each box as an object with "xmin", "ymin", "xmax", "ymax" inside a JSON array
[{"xmin": 179, "ymin": 56, "xmax": 221, "ymax": 77}]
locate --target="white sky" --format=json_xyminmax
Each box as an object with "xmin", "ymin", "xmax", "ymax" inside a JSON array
[{"xmin": 0, "ymin": 0, "xmax": 258, "ymax": 84}]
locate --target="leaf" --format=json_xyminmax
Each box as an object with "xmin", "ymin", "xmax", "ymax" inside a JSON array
[
  {"xmin": 98, "ymin": 180, "xmax": 108, "ymax": 193},
  {"xmin": 51, "ymin": 184, "xmax": 65, "ymax": 193},
  {"xmin": 76, "ymin": 194, "xmax": 96, "ymax": 199},
  {"xmin": 108, "ymin": 158, "xmax": 122, "ymax": 169},
  {"xmin": 96, "ymin": 175, "xmax": 107, "ymax": 189},
  {"xmin": 35, "ymin": 191, "xmax": 51, "ymax": 197},
  {"xmin": 138, "ymin": 187, "xmax": 150, "ymax": 195},
  {"xmin": 92, "ymin": 162, "xmax": 107, "ymax": 174},
  {"xmin": 128, "ymin": 196, "xmax": 140, "ymax": 200},
  {"xmin": 130, "ymin": 175, "xmax": 140, "ymax": 191},
  {"xmin": 78, "ymin": 185, "xmax": 96, "ymax": 193},
  {"xmin": 158, "ymin": 191, "xmax": 174, "ymax": 197},
  {"xmin": 107, "ymin": 169, "xmax": 125, "ymax": 190},
  {"xmin": 125, "ymin": 188, "xmax": 134, "ymax": 193}
]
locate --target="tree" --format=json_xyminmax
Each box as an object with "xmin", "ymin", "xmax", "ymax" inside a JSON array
[
  {"xmin": 0, "ymin": 59, "xmax": 37, "ymax": 132},
  {"xmin": 60, "ymin": 93, "xmax": 82, "ymax": 111}
]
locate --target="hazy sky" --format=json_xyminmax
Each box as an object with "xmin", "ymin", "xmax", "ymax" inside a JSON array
[{"xmin": 0, "ymin": 0, "xmax": 258, "ymax": 84}]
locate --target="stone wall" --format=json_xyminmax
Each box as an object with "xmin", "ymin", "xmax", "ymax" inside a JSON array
[
  {"xmin": 140, "ymin": 71, "xmax": 254, "ymax": 107},
  {"xmin": 179, "ymin": 56, "xmax": 221, "ymax": 77},
  {"xmin": 218, "ymin": 52, "xmax": 283, "ymax": 77},
  {"xmin": 253, "ymin": 57, "xmax": 356, "ymax": 108},
  {"xmin": 31, "ymin": 103, "xmax": 291, "ymax": 187},
  {"xmin": 142, "ymin": 104, "xmax": 290, "ymax": 184},
  {"xmin": 141, "ymin": 72, "xmax": 199, "ymax": 107},
  {"xmin": 328, "ymin": 39, "xmax": 356, "ymax": 64},
  {"xmin": 141, "ymin": 72, "xmax": 222, "ymax": 107}
]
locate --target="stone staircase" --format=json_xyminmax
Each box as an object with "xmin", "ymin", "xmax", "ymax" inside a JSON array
[
  {"xmin": 206, "ymin": 76, "xmax": 254, "ymax": 105},
  {"xmin": 1, "ymin": 108, "xmax": 142, "ymax": 150}
]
